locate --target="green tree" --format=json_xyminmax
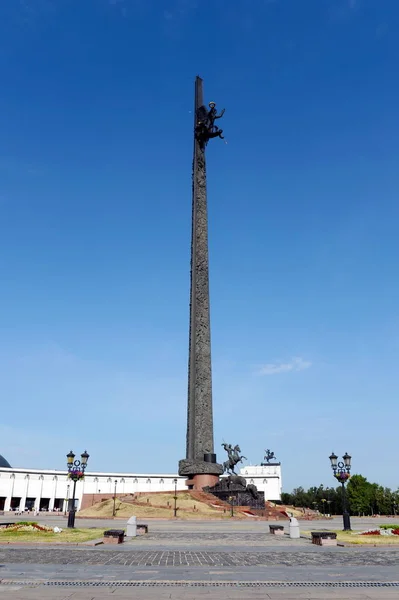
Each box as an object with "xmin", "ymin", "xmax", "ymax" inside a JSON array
[
  {"xmin": 347, "ymin": 474, "xmax": 372, "ymax": 515},
  {"xmin": 281, "ymin": 492, "xmax": 292, "ymax": 505},
  {"xmin": 283, "ymin": 476, "xmax": 395, "ymax": 516}
]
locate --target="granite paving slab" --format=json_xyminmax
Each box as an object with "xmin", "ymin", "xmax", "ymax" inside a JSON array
[{"xmin": 1, "ymin": 548, "xmax": 399, "ymax": 567}]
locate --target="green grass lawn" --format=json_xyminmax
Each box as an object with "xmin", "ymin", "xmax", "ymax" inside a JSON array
[
  {"xmin": 0, "ymin": 527, "xmax": 106, "ymax": 543},
  {"xmin": 301, "ymin": 529, "xmax": 399, "ymax": 545},
  {"xmin": 336, "ymin": 531, "xmax": 399, "ymax": 545}
]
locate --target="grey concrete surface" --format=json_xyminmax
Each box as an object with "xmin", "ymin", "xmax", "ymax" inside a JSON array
[
  {"xmin": 2, "ymin": 516, "xmax": 399, "ymax": 598},
  {"xmin": 2, "ymin": 513, "xmax": 399, "ymax": 532},
  {"xmin": 2, "ymin": 587, "xmax": 399, "ymax": 600}
]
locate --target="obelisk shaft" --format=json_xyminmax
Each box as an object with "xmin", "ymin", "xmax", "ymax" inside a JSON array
[
  {"xmin": 179, "ymin": 77, "xmax": 223, "ymax": 486},
  {"xmin": 186, "ymin": 76, "xmax": 214, "ymax": 460}
]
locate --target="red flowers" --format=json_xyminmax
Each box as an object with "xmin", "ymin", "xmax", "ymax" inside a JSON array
[{"xmin": 68, "ymin": 470, "xmax": 84, "ymax": 480}]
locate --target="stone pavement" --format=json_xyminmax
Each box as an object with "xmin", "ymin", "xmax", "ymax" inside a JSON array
[
  {"xmin": 3, "ymin": 514, "xmax": 399, "ymax": 533},
  {"xmin": 2, "ymin": 547, "xmax": 399, "ymax": 567},
  {"xmin": 2, "ymin": 518, "xmax": 399, "ymax": 599},
  {"xmin": 1, "ymin": 583, "xmax": 399, "ymax": 599}
]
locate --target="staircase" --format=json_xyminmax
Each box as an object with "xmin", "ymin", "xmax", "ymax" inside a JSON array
[
  {"xmin": 191, "ymin": 491, "xmax": 289, "ymax": 520},
  {"xmin": 189, "ymin": 490, "xmax": 231, "ymax": 511}
]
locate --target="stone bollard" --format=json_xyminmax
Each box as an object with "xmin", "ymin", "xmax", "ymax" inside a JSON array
[
  {"xmin": 289, "ymin": 517, "xmax": 300, "ymax": 539},
  {"xmin": 126, "ymin": 516, "xmax": 137, "ymax": 537}
]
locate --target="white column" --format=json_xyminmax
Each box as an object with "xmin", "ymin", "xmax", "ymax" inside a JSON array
[
  {"xmin": 35, "ymin": 476, "xmax": 44, "ymax": 511},
  {"xmin": 49, "ymin": 476, "xmax": 57, "ymax": 511},
  {"xmin": 20, "ymin": 474, "xmax": 29, "ymax": 512},
  {"xmin": 5, "ymin": 474, "xmax": 15, "ymax": 511}
]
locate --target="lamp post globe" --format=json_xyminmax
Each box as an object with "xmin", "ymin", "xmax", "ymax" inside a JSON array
[
  {"xmin": 81, "ymin": 450, "xmax": 90, "ymax": 467},
  {"xmin": 329, "ymin": 452, "xmax": 338, "ymax": 471},
  {"xmin": 343, "ymin": 452, "xmax": 351, "ymax": 469}
]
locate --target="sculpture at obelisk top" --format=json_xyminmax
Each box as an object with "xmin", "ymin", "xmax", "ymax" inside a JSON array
[
  {"xmin": 178, "ymin": 77, "xmax": 225, "ymax": 490},
  {"xmin": 195, "ymin": 102, "xmax": 225, "ymax": 146}
]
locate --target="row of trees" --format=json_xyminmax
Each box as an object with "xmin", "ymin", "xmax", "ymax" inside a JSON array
[{"xmin": 281, "ymin": 475, "xmax": 399, "ymax": 516}]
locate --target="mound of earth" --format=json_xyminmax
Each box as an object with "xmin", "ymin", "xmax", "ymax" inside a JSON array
[{"xmin": 78, "ymin": 491, "xmax": 249, "ymax": 520}]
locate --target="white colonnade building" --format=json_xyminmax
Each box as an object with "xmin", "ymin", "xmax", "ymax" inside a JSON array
[{"xmin": 0, "ymin": 454, "xmax": 282, "ymax": 512}]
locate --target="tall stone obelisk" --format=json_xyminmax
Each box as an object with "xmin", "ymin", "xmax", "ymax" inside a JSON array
[{"xmin": 178, "ymin": 76, "xmax": 224, "ymax": 490}]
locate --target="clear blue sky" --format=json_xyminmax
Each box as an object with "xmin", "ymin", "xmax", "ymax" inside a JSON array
[{"xmin": 1, "ymin": 0, "xmax": 398, "ymax": 492}]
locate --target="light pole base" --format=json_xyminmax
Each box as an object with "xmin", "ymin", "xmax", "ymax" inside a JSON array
[
  {"xmin": 67, "ymin": 510, "xmax": 76, "ymax": 529},
  {"xmin": 343, "ymin": 512, "xmax": 351, "ymax": 531}
]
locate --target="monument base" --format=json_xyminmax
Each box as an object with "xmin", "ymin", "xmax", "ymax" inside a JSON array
[
  {"xmin": 185, "ymin": 474, "xmax": 220, "ymax": 490},
  {"xmin": 178, "ymin": 459, "xmax": 223, "ymax": 490},
  {"xmin": 178, "ymin": 459, "xmax": 223, "ymax": 476}
]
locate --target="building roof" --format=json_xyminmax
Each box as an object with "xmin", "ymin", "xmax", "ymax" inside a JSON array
[{"xmin": 0, "ymin": 455, "xmax": 11, "ymax": 468}]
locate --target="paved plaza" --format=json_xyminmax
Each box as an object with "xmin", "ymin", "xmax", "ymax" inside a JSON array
[{"xmin": 1, "ymin": 516, "xmax": 399, "ymax": 599}]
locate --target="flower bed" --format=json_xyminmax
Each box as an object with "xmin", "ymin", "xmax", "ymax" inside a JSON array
[
  {"xmin": 0, "ymin": 522, "xmax": 60, "ymax": 533},
  {"xmin": 359, "ymin": 527, "xmax": 399, "ymax": 536}
]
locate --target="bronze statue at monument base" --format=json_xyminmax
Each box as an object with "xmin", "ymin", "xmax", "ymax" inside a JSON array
[{"xmin": 204, "ymin": 475, "xmax": 265, "ymax": 510}]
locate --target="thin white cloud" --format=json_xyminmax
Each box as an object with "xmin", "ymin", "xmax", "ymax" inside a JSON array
[{"xmin": 258, "ymin": 357, "xmax": 312, "ymax": 376}]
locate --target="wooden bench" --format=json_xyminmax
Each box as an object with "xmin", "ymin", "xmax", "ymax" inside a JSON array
[
  {"xmin": 269, "ymin": 525, "xmax": 285, "ymax": 535},
  {"xmin": 311, "ymin": 532, "xmax": 337, "ymax": 546},
  {"xmin": 103, "ymin": 529, "xmax": 125, "ymax": 545},
  {"xmin": 137, "ymin": 524, "xmax": 148, "ymax": 534}
]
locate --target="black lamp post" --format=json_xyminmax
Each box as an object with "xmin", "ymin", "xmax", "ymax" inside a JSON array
[
  {"xmin": 113, "ymin": 479, "xmax": 117, "ymax": 517},
  {"xmin": 329, "ymin": 451, "xmax": 351, "ymax": 531},
  {"xmin": 229, "ymin": 495, "xmax": 235, "ymax": 518},
  {"xmin": 66, "ymin": 450, "xmax": 89, "ymax": 528},
  {"xmin": 173, "ymin": 478, "xmax": 178, "ymax": 517}
]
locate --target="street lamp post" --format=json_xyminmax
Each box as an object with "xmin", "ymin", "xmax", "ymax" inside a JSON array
[
  {"xmin": 66, "ymin": 450, "xmax": 89, "ymax": 529},
  {"xmin": 113, "ymin": 479, "xmax": 117, "ymax": 517},
  {"xmin": 329, "ymin": 452, "xmax": 351, "ymax": 531},
  {"xmin": 229, "ymin": 496, "xmax": 235, "ymax": 518},
  {"xmin": 173, "ymin": 478, "xmax": 178, "ymax": 517}
]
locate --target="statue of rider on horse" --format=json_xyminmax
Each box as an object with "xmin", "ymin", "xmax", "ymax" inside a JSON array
[
  {"xmin": 195, "ymin": 101, "xmax": 225, "ymax": 146},
  {"xmin": 221, "ymin": 442, "xmax": 247, "ymax": 475},
  {"xmin": 263, "ymin": 449, "xmax": 276, "ymax": 463}
]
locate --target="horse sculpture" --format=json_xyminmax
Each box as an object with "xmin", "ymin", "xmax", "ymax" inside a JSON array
[{"xmin": 221, "ymin": 443, "xmax": 247, "ymax": 475}]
